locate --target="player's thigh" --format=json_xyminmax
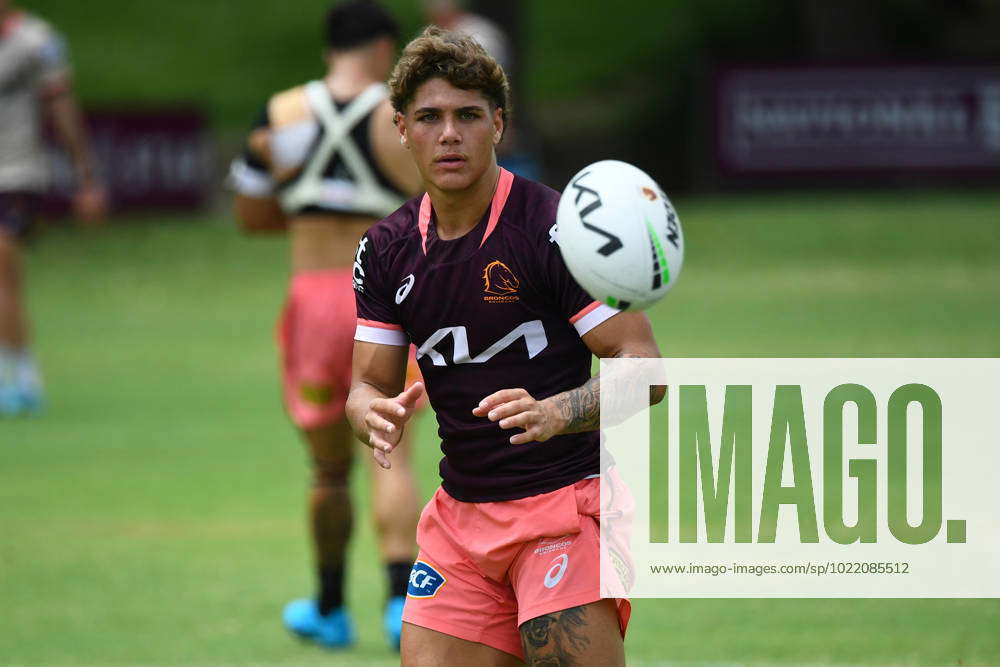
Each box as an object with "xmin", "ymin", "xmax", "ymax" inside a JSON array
[
  {"xmin": 519, "ymin": 599, "xmax": 624, "ymax": 667},
  {"xmin": 401, "ymin": 622, "xmax": 523, "ymax": 667}
]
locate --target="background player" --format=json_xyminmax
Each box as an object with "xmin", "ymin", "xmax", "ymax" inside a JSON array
[
  {"xmin": 423, "ymin": 0, "xmax": 511, "ymax": 70},
  {"xmin": 0, "ymin": 0, "xmax": 106, "ymax": 415},
  {"xmin": 346, "ymin": 27, "xmax": 663, "ymax": 665},
  {"xmin": 229, "ymin": 0, "xmax": 423, "ymax": 650}
]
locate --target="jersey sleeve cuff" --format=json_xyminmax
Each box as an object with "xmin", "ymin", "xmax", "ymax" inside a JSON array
[
  {"xmin": 228, "ymin": 158, "xmax": 275, "ymax": 197},
  {"xmin": 355, "ymin": 319, "xmax": 409, "ymax": 346},
  {"xmin": 569, "ymin": 301, "xmax": 620, "ymax": 336}
]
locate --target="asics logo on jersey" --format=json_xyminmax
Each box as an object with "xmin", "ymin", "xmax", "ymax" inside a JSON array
[
  {"xmin": 395, "ymin": 274, "xmax": 415, "ymax": 304},
  {"xmin": 543, "ymin": 554, "xmax": 569, "ymax": 588},
  {"xmin": 416, "ymin": 320, "xmax": 548, "ymax": 367},
  {"xmin": 407, "ymin": 560, "xmax": 447, "ymax": 598},
  {"xmin": 352, "ymin": 236, "xmax": 369, "ymax": 292},
  {"xmin": 482, "ymin": 260, "xmax": 520, "ymax": 303}
]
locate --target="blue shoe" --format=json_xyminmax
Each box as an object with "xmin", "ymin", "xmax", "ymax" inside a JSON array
[
  {"xmin": 283, "ymin": 599, "xmax": 354, "ymax": 649},
  {"xmin": 383, "ymin": 595, "xmax": 405, "ymax": 651},
  {"xmin": 16, "ymin": 387, "xmax": 44, "ymax": 415},
  {"xmin": 0, "ymin": 385, "xmax": 19, "ymax": 416},
  {"xmin": 0, "ymin": 385, "xmax": 43, "ymax": 417}
]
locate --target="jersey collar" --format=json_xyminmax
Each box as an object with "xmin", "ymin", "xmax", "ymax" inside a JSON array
[{"xmin": 417, "ymin": 167, "xmax": 514, "ymax": 255}]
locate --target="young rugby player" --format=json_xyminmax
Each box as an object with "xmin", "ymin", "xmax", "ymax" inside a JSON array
[
  {"xmin": 230, "ymin": 0, "xmax": 423, "ymax": 650},
  {"xmin": 347, "ymin": 27, "xmax": 662, "ymax": 666},
  {"xmin": 0, "ymin": 1, "xmax": 106, "ymax": 415}
]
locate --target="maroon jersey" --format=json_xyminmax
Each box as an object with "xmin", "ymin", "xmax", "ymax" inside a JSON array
[{"xmin": 354, "ymin": 169, "xmax": 619, "ymax": 502}]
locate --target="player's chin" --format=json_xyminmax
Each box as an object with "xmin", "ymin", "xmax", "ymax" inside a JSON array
[
  {"xmin": 427, "ymin": 165, "xmax": 479, "ymax": 192},
  {"xmin": 427, "ymin": 174, "xmax": 471, "ymax": 192}
]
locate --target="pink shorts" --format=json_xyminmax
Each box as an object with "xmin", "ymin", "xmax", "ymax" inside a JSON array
[
  {"xmin": 277, "ymin": 269, "xmax": 421, "ymax": 429},
  {"xmin": 402, "ymin": 478, "xmax": 631, "ymax": 659}
]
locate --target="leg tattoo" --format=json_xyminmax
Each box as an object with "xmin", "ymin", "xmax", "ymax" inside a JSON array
[{"xmin": 520, "ymin": 605, "xmax": 590, "ymax": 666}]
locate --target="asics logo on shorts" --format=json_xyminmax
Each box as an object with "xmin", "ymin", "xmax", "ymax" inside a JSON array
[
  {"xmin": 543, "ymin": 554, "xmax": 569, "ymax": 589},
  {"xmin": 408, "ymin": 560, "xmax": 447, "ymax": 598}
]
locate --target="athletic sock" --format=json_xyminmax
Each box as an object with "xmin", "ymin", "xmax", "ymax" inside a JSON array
[
  {"xmin": 0, "ymin": 344, "xmax": 14, "ymax": 388},
  {"xmin": 317, "ymin": 564, "xmax": 345, "ymax": 615},
  {"xmin": 386, "ymin": 561, "xmax": 412, "ymax": 599}
]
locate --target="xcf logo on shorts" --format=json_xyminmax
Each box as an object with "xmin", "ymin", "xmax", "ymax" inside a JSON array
[
  {"xmin": 544, "ymin": 554, "xmax": 569, "ymax": 589},
  {"xmin": 408, "ymin": 560, "xmax": 447, "ymax": 598}
]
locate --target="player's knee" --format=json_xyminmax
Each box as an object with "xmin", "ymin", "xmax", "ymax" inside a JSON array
[
  {"xmin": 0, "ymin": 236, "xmax": 21, "ymax": 284},
  {"xmin": 311, "ymin": 451, "xmax": 353, "ymax": 488},
  {"xmin": 371, "ymin": 501, "xmax": 399, "ymax": 532}
]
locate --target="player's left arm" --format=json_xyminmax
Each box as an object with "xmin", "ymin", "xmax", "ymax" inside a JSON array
[{"xmin": 474, "ymin": 311, "xmax": 664, "ymax": 444}]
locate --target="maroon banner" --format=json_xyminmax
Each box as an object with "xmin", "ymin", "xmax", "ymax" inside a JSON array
[
  {"xmin": 46, "ymin": 108, "xmax": 212, "ymax": 213},
  {"xmin": 715, "ymin": 65, "xmax": 1000, "ymax": 175}
]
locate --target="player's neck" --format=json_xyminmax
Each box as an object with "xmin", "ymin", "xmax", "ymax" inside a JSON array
[
  {"xmin": 428, "ymin": 163, "xmax": 500, "ymax": 241},
  {"xmin": 324, "ymin": 56, "xmax": 382, "ymax": 100}
]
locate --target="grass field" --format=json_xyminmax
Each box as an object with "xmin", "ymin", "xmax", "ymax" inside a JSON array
[{"xmin": 2, "ymin": 190, "xmax": 999, "ymax": 665}]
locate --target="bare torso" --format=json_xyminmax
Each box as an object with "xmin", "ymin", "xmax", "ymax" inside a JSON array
[
  {"xmin": 289, "ymin": 213, "xmax": 375, "ymax": 274},
  {"xmin": 240, "ymin": 62, "xmax": 420, "ymax": 273}
]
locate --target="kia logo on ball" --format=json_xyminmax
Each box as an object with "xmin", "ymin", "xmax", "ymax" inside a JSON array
[{"xmin": 569, "ymin": 171, "xmax": 623, "ymax": 257}]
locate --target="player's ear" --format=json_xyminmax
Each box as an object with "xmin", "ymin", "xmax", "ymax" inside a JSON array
[
  {"xmin": 492, "ymin": 107, "xmax": 504, "ymax": 145},
  {"xmin": 395, "ymin": 112, "xmax": 409, "ymax": 148}
]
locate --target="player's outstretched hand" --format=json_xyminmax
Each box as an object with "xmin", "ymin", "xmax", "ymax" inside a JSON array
[
  {"xmin": 365, "ymin": 381, "xmax": 424, "ymax": 469},
  {"xmin": 473, "ymin": 388, "xmax": 563, "ymax": 445}
]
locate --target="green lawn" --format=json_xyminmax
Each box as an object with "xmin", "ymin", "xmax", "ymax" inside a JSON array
[{"xmin": 2, "ymin": 190, "xmax": 999, "ymax": 665}]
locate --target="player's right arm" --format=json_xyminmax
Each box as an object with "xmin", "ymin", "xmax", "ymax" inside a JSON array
[
  {"xmin": 346, "ymin": 230, "xmax": 423, "ymax": 468},
  {"xmin": 230, "ymin": 108, "xmax": 289, "ymax": 233},
  {"xmin": 38, "ymin": 26, "xmax": 106, "ymax": 223},
  {"xmin": 346, "ymin": 342, "xmax": 423, "ymax": 469},
  {"xmin": 234, "ymin": 191, "xmax": 287, "ymax": 233}
]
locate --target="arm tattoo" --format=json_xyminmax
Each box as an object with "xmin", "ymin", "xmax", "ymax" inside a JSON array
[
  {"xmin": 521, "ymin": 606, "xmax": 590, "ymax": 666},
  {"xmin": 554, "ymin": 376, "xmax": 601, "ymax": 434},
  {"xmin": 553, "ymin": 352, "xmax": 661, "ymax": 435}
]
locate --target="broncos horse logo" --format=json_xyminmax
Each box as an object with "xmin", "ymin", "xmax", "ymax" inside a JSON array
[{"xmin": 482, "ymin": 260, "xmax": 520, "ymax": 296}]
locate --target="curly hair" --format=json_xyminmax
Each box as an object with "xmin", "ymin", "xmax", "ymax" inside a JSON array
[{"xmin": 389, "ymin": 26, "xmax": 511, "ymax": 130}]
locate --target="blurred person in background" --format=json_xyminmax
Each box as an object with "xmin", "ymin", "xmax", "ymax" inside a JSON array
[
  {"xmin": 229, "ymin": 0, "xmax": 423, "ymax": 651},
  {"xmin": 0, "ymin": 1, "xmax": 106, "ymax": 416},
  {"xmin": 424, "ymin": 0, "xmax": 511, "ymax": 71},
  {"xmin": 424, "ymin": 0, "xmax": 540, "ymax": 179}
]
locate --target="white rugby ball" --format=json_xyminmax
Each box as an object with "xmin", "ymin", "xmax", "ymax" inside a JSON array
[{"xmin": 556, "ymin": 160, "xmax": 684, "ymax": 311}]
